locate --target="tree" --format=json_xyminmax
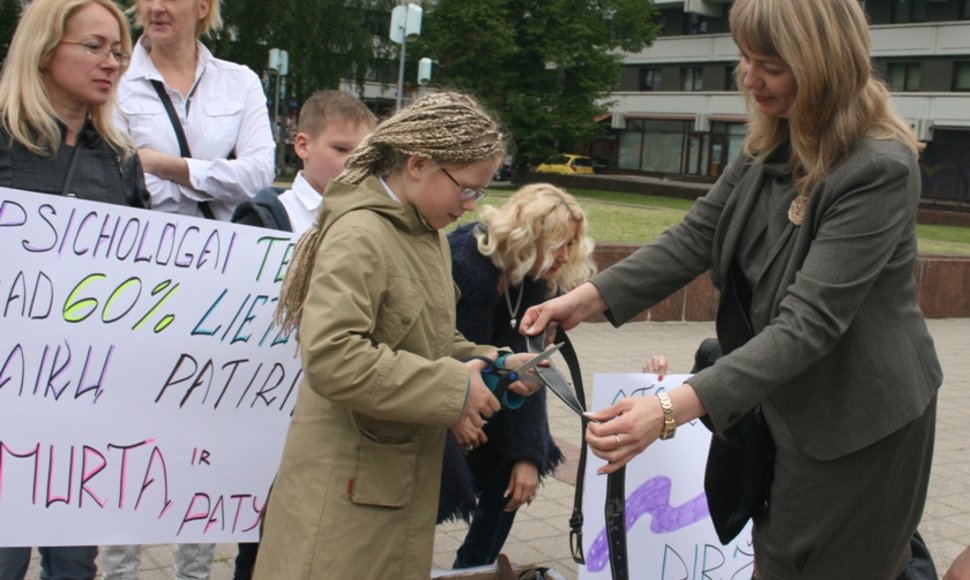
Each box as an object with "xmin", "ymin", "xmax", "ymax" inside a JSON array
[
  {"xmin": 0, "ymin": 0, "xmax": 398, "ymax": 108},
  {"xmin": 208, "ymin": 0, "xmax": 398, "ymax": 105},
  {"xmin": 416, "ymin": 0, "xmax": 660, "ymax": 176},
  {"xmin": 0, "ymin": 0, "xmax": 23, "ymax": 59}
]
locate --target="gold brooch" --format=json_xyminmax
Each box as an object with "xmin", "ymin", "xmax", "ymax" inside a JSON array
[{"xmin": 787, "ymin": 194, "xmax": 807, "ymax": 226}]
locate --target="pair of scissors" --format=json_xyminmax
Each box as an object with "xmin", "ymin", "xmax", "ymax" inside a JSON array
[
  {"xmin": 465, "ymin": 342, "xmax": 563, "ymax": 408},
  {"xmin": 526, "ymin": 330, "xmax": 592, "ymax": 419}
]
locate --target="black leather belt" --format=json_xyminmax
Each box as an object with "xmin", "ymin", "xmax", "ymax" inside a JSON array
[
  {"xmin": 527, "ymin": 330, "xmax": 629, "ymax": 579},
  {"xmin": 605, "ymin": 466, "xmax": 628, "ymax": 580}
]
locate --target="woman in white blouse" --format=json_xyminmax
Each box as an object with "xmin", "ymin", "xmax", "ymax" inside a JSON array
[
  {"xmin": 104, "ymin": 1, "xmax": 273, "ymax": 578},
  {"xmin": 113, "ymin": 0, "xmax": 274, "ymax": 222}
]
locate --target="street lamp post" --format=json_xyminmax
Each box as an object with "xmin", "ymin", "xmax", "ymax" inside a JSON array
[
  {"xmin": 268, "ymin": 48, "xmax": 289, "ymax": 174},
  {"xmin": 389, "ymin": 2, "xmax": 422, "ymax": 111}
]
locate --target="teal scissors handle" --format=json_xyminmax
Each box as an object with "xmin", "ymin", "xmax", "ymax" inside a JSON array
[{"xmin": 461, "ymin": 355, "xmax": 526, "ymax": 409}]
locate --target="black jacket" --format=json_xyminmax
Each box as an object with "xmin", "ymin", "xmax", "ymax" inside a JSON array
[{"xmin": 0, "ymin": 122, "xmax": 148, "ymax": 209}]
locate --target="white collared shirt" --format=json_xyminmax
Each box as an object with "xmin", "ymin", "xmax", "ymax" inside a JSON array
[
  {"xmin": 278, "ymin": 172, "xmax": 323, "ymax": 235},
  {"xmin": 378, "ymin": 176, "xmax": 402, "ymax": 203},
  {"xmin": 113, "ymin": 37, "xmax": 275, "ymax": 221}
]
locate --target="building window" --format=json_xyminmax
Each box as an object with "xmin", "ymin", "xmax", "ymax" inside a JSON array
[
  {"xmin": 887, "ymin": 62, "xmax": 922, "ymax": 91},
  {"xmin": 639, "ymin": 68, "xmax": 662, "ymax": 91},
  {"xmin": 955, "ymin": 62, "xmax": 970, "ymax": 91},
  {"xmin": 725, "ymin": 65, "xmax": 738, "ymax": 91},
  {"xmin": 892, "ymin": 0, "xmax": 928, "ymax": 22},
  {"xmin": 962, "ymin": 0, "xmax": 970, "ymax": 19},
  {"xmin": 684, "ymin": 13, "xmax": 710, "ymax": 35},
  {"xmin": 681, "ymin": 67, "xmax": 703, "ymax": 91},
  {"xmin": 618, "ymin": 119, "xmax": 690, "ymax": 174}
]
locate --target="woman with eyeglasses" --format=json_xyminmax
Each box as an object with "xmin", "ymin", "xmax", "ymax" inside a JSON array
[
  {"xmin": 0, "ymin": 0, "xmax": 148, "ymax": 208},
  {"xmin": 0, "ymin": 0, "xmax": 147, "ymax": 576}
]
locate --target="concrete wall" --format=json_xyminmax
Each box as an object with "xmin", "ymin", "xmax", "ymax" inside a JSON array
[{"xmin": 591, "ymin": 244, "xmax": 970, "ymax": 321}]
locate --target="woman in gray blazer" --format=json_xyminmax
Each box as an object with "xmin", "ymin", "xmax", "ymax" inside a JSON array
[{"xmin": 521, "ymin": 0, "xmax": 941, "ymax": 577}]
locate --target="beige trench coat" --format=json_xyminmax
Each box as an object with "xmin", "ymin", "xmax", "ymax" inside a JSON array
[{"xmin": 254, "ymin": 176, "xmax": 493, "ymax": 579}]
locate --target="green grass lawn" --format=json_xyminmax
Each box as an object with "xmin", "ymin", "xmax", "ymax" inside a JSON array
[
  {"xmin": 278, "ymin": 178, "xmax": 970, "ymax": 255},
  {"xmin": 451, "ymin": 186, "xmax": 970, "ymax": 256}
]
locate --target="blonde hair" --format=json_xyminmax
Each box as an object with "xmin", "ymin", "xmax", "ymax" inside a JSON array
[
  {"xmin": 276, "ymin": 91, "xmax": 507, "ymax": 333},
  {"xmin": 730, "ymin": 0, "xmax": 920, "ymax": 200},
  {"xmin": 297, "ymin": 90, "xmax": 377, "ymax": 139},
  {"xmin": 0, "ymin": 0, "xmax": 134, "ymax": 157},
  {"xmin": 129, "ymin": 0, "xmax": 223, "ymax": 38},
  {"xmin": 476, "ymin": 183, "xmax": 596, "ymax": 293}
]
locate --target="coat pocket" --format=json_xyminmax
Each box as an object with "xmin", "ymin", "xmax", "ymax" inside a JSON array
[
  {"xmin": 203, "ymin": 101, "xmax": 245, "ymax": 152},
  {"xmin": 374, "ymin": 276, "xmax": 425, "ymax": 349},
  {"xmin": 350, "ymin": 435, "xmax": 417, "ymax": 508},
  {"xmin": 120, "ymin": 101, "xmax": 168, "ymax": 147}
]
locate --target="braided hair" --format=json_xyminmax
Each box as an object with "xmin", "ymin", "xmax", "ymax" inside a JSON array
[{"xmin": 275, "ymin": 91, "xmax": 507, "ymax": 334}]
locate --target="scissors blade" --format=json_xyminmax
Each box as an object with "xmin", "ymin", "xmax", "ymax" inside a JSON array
[
  {"xmin": 526, "ymin": 331, "xmax": 589, "ymax": 418},
  {"xmin": 509, "ymin": 342, "xmax": 564, "ymax": 376}
]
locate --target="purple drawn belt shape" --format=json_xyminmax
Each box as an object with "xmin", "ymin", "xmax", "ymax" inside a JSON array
[{"xmin": 586, "ymin": 475, "xmax": 709, "ymax": 572}]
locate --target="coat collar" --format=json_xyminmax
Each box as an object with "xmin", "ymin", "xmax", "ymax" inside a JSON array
[
  {"xmin": 125, "ymin": 35, "xmax": 213, "ymax": 84},
  {"xmin": 319, "ymin": 175, "xmax": 435, "ymax": 237}
]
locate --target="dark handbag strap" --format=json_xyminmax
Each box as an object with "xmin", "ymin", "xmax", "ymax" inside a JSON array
[{"xmin": 150, "ymin": 80, "xmax": 214, "ymax": 220}]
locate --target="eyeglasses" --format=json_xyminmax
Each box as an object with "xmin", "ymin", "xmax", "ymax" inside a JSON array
[
  {"xmin": 440, "ymin": 167, "xmax": 486, "ymax": 203},
  {"xmin": 60, "ymin": 40, "xmax": 131, "ymax": 68}
]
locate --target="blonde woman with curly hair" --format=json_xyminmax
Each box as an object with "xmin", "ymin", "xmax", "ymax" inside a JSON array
[
  {"xmin": 253, "ymin": 92, "xmax": 544, "ymax": 579},
  {"xmin": 0, "ymin": 0, "xmax": 148, "ymax": 577},
  {"xmin": 522, "ymin": 0, "xmax": 941, "ymax": 577},
  {"xmin": 437, "ymin": 183, "xmax": 595, "ymax": 568}
]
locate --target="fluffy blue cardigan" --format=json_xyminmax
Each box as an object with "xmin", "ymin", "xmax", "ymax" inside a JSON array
[{"xmin": 437, "ymin": 223, "xmax": 564, "ymax": 523}]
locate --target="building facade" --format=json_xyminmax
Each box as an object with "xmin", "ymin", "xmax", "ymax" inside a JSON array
[{"xmin": 605, "ymin": 0, "xmax": 970, "ymax": 209}]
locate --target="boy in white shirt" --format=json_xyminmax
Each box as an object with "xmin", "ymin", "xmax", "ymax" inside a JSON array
[
  {"xmin": 233, "ymin": 90, "xmax": 376, "ymax": 234},
  {"xmin": 229, "ymin": 90, "xmax": 375, "ymax": 580}
]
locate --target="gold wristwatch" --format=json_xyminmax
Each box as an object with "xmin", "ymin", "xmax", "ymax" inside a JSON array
[{"xmin": 656, "ymin": 388, "xmax": 676, "ymax": 440}]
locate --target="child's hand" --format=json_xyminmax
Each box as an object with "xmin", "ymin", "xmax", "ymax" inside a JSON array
[
  {"xmin": 450, "ymin": 417, "xmax": 487, "ymax": 451},
  {"xmin": 642, "ymin": 354, "xmax": 668, "ymax": 380},
  {"xmin": 501, "ymin": 351, "xmax": 548, "ymax": 397},
  {"xmin": 460, "ymin": 359, "xmax": 501, "ymax": 433},
  {"xmin": 504, "ymin": 461, "xmax": 539, "ymax": 512}
]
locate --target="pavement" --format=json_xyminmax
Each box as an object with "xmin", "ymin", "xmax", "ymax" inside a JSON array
[{"xmin": 21, "ymin": 318, "xmax": 970, "ymax": 579}]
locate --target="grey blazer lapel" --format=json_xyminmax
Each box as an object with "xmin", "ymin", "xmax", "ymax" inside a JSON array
[{"xmin": 714, "ymin": 160, "xmax": 771, "ymax": 285}]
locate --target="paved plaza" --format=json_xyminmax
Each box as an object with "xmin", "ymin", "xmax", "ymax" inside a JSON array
[{"xmin": 20, "ymin": 318, "xmax": 970, "ymax": 578}]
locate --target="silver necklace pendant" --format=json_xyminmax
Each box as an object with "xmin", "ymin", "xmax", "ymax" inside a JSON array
[{"xmin": 505, "ymin": 278, "xmax": 524, "ymax": 330}]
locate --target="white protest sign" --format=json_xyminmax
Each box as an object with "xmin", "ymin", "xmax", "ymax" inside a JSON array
[
  {"xmin": 580, "ymin": 373, "xmax": 754, "ymax": 579},
  {"xmin": 0, "ymin": 186, "xmax": 300, "ymax": 546}
]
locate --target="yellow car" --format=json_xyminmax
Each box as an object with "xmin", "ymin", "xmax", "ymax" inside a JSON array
[{"xmin": 536, "ymin": 154, "xmax": 595, "ymax": 175}]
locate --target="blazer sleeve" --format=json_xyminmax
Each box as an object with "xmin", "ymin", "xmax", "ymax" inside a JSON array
[{"xmin": 592, "ymin": 150, "xmax": 749, "ymax": 323}]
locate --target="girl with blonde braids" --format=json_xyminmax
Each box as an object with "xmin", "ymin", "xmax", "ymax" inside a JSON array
[
  {"xmin": 253, "ymin": 92, "xmax": 544, "ymax": 580},
  {"xmin": 438, "ymin": 183, "xmax": 595, "ymax": 568}
]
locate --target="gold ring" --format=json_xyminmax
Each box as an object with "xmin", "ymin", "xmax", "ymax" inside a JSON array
[{"xmin": 614, "ymin": 434, "xmax": 622, "ymax": 450}]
